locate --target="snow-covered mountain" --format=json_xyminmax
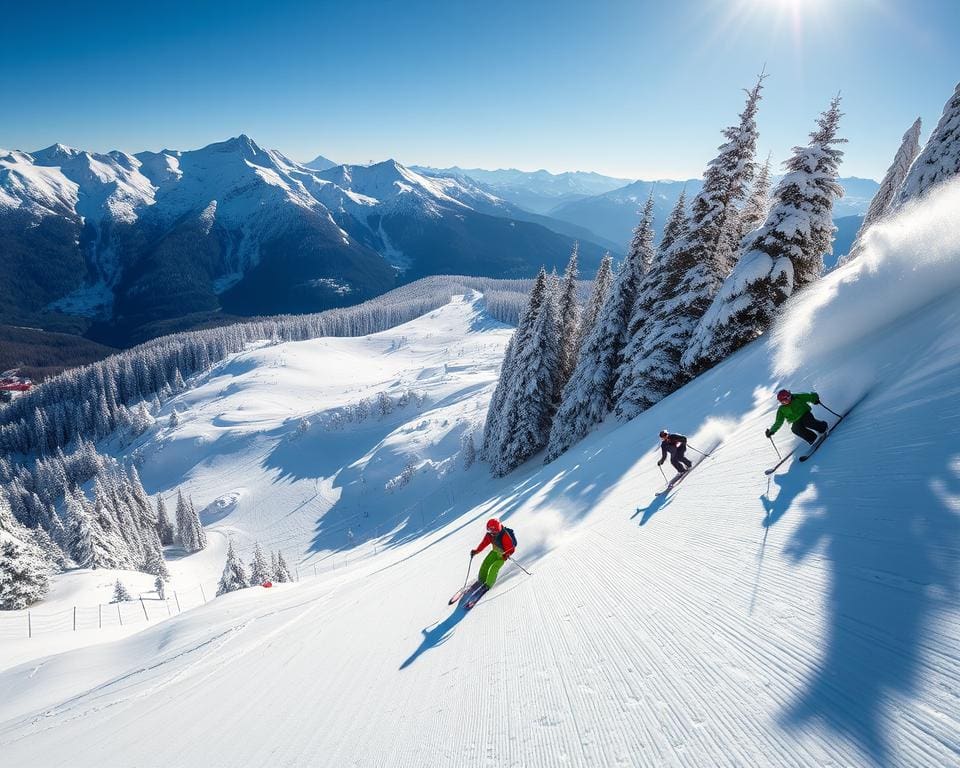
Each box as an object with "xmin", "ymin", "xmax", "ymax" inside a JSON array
[
  {"xmin": 548, "ymin": 177, "xmax": 880, "ymax": 255},
  {"xmin": 306, "ymin": 159, "xmax": 611, "ymax": 278},
  {"xmin": 415, "ymin": 165, "xmax": 634, "ymax": 214},
  {"xmin": 1, "ymin": 181, "xmax": 958, "ymax": 766},
  {"xmin": 0, "ymin": 139, "xmax": 607, "ymax": 345},
  {"xmin": 303, "ymin": 153, "xmax": 336, "ymax": 171}
]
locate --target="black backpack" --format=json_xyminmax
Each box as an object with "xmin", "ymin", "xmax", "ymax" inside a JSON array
[{"xmin": 501, "ymin": 527, "xmax": 517, "ymax": 548}]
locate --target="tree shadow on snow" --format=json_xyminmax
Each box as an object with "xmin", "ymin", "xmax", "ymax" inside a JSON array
[{"xmin": 775, "ymin": 384, "xmax": 960, "ymax": 767}]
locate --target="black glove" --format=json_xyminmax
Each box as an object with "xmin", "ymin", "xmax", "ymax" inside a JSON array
[
  {"xmin": 657, "ymin": 459, "xmax": 664, "ymax": 466},
  {"xmin": 470, "ymin": 549, "xmax": 477, "ymax": 556},
  {"xmin": 764, "ymin": 428, "xmax": 772, "ymax": 438},
  {"xmin": 813, "ymin": 394, "xmax": 821, "ymax": 404}
]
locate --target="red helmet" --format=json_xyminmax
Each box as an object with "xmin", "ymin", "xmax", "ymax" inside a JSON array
[
  {"xmin": 777, "ymin": 389, "xmax": 792, "ymax": 403},
  {"xmin": 486, "ymin": 518, "xmax": 502, "ymax": 534}
]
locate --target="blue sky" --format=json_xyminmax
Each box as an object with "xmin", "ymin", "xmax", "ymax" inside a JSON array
[{"xmin": 2, "ymin": 0, "xmax": 958, "ymax": 180}]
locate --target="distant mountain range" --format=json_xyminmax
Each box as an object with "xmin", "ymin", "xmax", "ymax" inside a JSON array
[
  {"xmin": 414, "ymin": 166, "xmax": 633, "ymax": 214},
  {"xmin": 0, "ymin": 135, "xmax": 879, "ymax": 349},
  {"xmin": 544, "ymin": 176, "xmax": 879, "ymax": 260},
  {"xmin": 0, "ymin": 138, "xmax": 610, "ymax": 346}
]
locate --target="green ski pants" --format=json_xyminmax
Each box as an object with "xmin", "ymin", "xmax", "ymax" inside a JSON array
[{"xmin": 478, "ymin": 550, "xmax": 506, "ymax": 587}]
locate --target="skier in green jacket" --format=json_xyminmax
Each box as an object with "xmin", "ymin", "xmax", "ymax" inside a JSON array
[{"xmin": 765, "ymin": 389, "xmax": 829, "ymax": 444}]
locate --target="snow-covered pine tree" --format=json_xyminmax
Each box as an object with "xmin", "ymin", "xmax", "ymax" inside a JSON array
[
  {"xmin": 480, "ymin": 326, "xmax": 520, "ymax": 462},
  {"xmin": 684, "ymin": 96, "xmax": 846, "ymax": 372},
  {"xmin": 183, "ymin": 496, "xmax": 207, "ymax": 553},
  {"xmin": 840, "ymin": 118, "xmax": 922, "ymax": 266},
  {"xmin": 738, "ymin": 153, "xmax": 772, "ymax": 244},
  {"xmin": 546, "ymin": 197, "xmax": 654, "ymax": 461},
  {"xmin": 643, "ymin": 74, "xmax": 766, "ymax": 380},
  {"xmin": 248, "ymin": 542, "xmax": 270, "ymax": 585},
  {"xmin": 613, "ymin": 192, "xmax": 676, "ymax": 419},
  {"xmin": 169, "ymin": 410, "xmax": 180, "ymax": 429},
  {"xmin": 270, "ymin": 551, "xmax": 279, "ymax": 582},
  {"xmin": 217, "ymin": 540, "xmax": 248, "ymax": 595},
  {"xmin": 577, "ymin": 254, "xmax": 613, "ymax": 351},
  {"xmin": 862, "ymin": 118, "xmax": 922, "ymax": 231},
  {"xmin": 893, "ymin": 81, "xmax": 960, "ymax": 208},
  {"xmin": 156, "ymin": 494, "xmax": 174, "ymax": 546},
  {"xmin": 490, "ymin": 269, "xmax": 562, "ymax": 476},
  {"xmin": 0, "ymin": 539, "xmax": 51, "ymax": 609},
  {"xmin": 145, "ymin": 544, "xmax": 169, "ymax": 599},
  {"xmin": 556, "ymin": 243, "xmax": 582, "ymax": 391},
  {"xmin": 111, "ymin": 579, "xmax": 132, "ymax": 603},
  {"xmin": 275, "ymin": 551, "xmax": 293, "ymax": 583},
  {"xmin": 460, "ymin": 428, "xmax": 477, "ymax": 470}
]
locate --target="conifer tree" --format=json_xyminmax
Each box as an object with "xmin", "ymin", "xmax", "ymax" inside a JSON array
[
  {"xmin": 893, "ymin": 82, "xmax": 960, "ymax": 207},
  {"xmin": 156, "ymin": 494, "xmax": 175, "ymax": 546},
  {"xmin": 577, "ymin": 254, "xmax": 613, "ymax": 351},
  {"xmin": 841, "ymin": 117, "xmax": 922, "ymax": 266},
  {"xmin": 489, "ymin": 269, "xmax": 562, "ymax": 476},
  {"xmin": 546, "ymin": 198, "xmax": 654, "ymax": 461},
  {"xmin": 275, "ymin": 551, "xmax": 293, "ymax": 583},
  {"xmin": 738, "ymin": 153, "xmax": 772, "ymax": 243},
  {"xmin": 614, "ymin": 193, "xmax": 676, "ymax": 419},
  {"xmin": 248, "ymin": 542, "xmax": 271, "ymax": 585},
  {"xmin": 609, "ymin": 77, "xmax": 765, "ymax": 413},
  {"xmin": 217, "ymin": 540, "xmax": 248, "ymax": 595},
  {"xmin": 111, "ymin": 579, "xmax": 132, "ymax": 603},
  {"xmin": 0, "ymin": 539, "xmax": 51, "ymax": 609},
  {"xmin": 684, "ymin": 97, "xmax": 846, "ymax": 372},
  {"xmin": 556, "ymin": 244, "xmax": 582, "ymax": 391},
  {"xmin": 480, "ymin": 327, "xmax": 521, "ymax": 461}
]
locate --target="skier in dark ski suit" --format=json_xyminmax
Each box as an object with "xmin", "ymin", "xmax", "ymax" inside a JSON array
[
  {"xmin": 657, "ymin": 431, "xmax": 692, "ymax": 474},
  {"xmin": 765, "ymin": 389, "xmax": 828, "ymax": 444}
]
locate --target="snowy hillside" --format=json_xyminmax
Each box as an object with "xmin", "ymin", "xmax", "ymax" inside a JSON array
[{"xmin": 1, "ymin": 184, "xmax": 958, "ymax": 766}]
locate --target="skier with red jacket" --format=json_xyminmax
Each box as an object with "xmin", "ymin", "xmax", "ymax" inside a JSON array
[{"xmin": 470, "ymin": 518, "xmax": 516, "ymax": 593}]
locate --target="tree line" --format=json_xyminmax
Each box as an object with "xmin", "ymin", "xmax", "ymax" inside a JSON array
[{"xmin": 483, "ymin": 77, "xmax": 960, "ymax": 476}]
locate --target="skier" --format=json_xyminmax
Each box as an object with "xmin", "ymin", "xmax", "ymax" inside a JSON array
[
  {"xmin": 470, "ymin": 518, "xmax": 516, "ymax": 591},
  {"xmin": 657, "ymin": 430, "xmax": 692, "ymax": 474},
  {"xmin": 765, "ymin": 389, "xmax": 828, "ymax": 444}
]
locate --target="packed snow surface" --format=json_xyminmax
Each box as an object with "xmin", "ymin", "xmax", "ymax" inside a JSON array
[{"xmin": 2, "ymin": 184, "xmax": 959, "ymax": 766}]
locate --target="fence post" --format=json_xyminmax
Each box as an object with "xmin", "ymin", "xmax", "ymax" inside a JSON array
[
  {"xmin": 140, "ymin": 597, "xmax": 149, "ymax": 621},
  {"xmin": 174, "ymin": 591, "xmax": 182, "ymax": 613},
  {"xmin": 199, "ymin": 585, "xmax": 207, "ymax": 603},
  {"xmin": 313, "ymin": 564, "xmax": 318, "ymax": 577},
  {"xmin": 27, "ymin": 611, "xmax": 32, "ymax": 639},
  {"xmin": 118, "ymin": 603, "xmax": 123, "ymax": 626},
  {"xmin": 98, "ymin": 604, "xmax": 102, "ymax": 629},
  {"xmin": 166, "ymin": 598, "xmax": 172, "ymax": 617},
  {"xmin": 73, "ymin": 606, "xmax": 77, "ymax": 631}
]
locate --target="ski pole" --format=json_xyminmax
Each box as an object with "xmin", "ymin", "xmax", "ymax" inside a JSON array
[
  {"xmin": 768, "ymin": 435, "xmax": 781, "ymax": 459},
  {"xmin": 460, "ymin": 552, "xmax": 475, "ymax": 591},
  {"xmin": 509, "ymin": 557, "xmax": 533, "ymax": 576},
  {"xmin": 686, "ymin": 444, "xmax": 712, "ymax": 458},
  {"xmin": 658, "ymin": 464, "xmax": 669, "ymax": 484},
  {"xmin": 818, "ymin": 402, "xmax": 841, "ymax": 418}
]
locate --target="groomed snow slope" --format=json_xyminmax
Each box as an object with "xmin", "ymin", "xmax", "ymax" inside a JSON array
[{"xmin": 2, "ymin": 184, "xmax": 959, "ymax": 767}]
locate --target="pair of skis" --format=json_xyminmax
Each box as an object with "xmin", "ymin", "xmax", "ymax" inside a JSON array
[
  {"xmin": 448, "ymin": 580, "xmax": 488, "ymax": 610},
  {"xmin": 657, "ymin": 458, "xmax": 703, "ymax": 495}
]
